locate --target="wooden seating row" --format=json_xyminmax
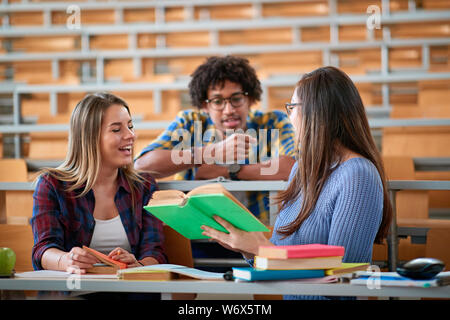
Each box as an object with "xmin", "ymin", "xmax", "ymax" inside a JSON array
[
  {"xmin": 13, "ymin": 76, "xmax": 449, "ymax": 117},
  {"xmin": 4, "ymin": 43, "xmax": 447, "ymax": 85},
  {"xmin": 3, "ymin": 0, "xmax": 450, "ymax": 27}
]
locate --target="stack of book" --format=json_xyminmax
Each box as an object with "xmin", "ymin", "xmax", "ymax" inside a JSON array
[
  {"xmin": 255, "ymin": 244, "xmax": 345, "ymax": 270},
  {"xmin": 233, "ymin": 244, "xmax": 368, "ymax": 281}
]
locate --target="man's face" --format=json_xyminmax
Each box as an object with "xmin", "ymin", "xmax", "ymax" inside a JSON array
[{"xmin": 202, "ymin": 80, "xmax": 250, "ymax": 134}]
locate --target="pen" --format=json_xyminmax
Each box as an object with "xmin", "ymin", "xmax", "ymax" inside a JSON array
[{"xmin": 223, "ymin": 271, "xmax": 234, "ymax": 281}]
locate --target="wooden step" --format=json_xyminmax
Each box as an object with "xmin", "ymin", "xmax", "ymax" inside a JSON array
[
  {"xmin": 165, "ymin": 7, "xmax": 185, "ymax": 22},
  {"xmin": 263, "ymin": 1, "xmax": 328, "ymax": 17},
  {"xmin": 123, "ymin": 8, "xmax": 155, "ymax": 23},
  {"xmin": 104, "ymin": 58, "xmax": 134, "ymax": 81},
  {"xmin": 9, "ymin": 11, "xmax": 43, "ymax": 26},
  {"xmin": 195, "ymin": 4, "xmax": 254, "ymax": 20},
  {"xmin": 430, "ymin": 45, "xmax": 450, "ymax": 72},
  {"xmin": 301, "ymin": 26, "xmax": 330, "ymax": 42},
  {"xmin": 339, "ymin": 25, "xmax": 368, "ymax": 42},
  {"xmin": 11, "ymin": 35, "xmax": 80, "ymax": 53},
  {"xmin": 382, "ymin": 126, "xmax": 450, "ymax": 157},
  {"xmin": 422, "ymin": 0, "xmax": 450, "ymax": 10},
  {"xmin": 52, "ymin": 9, "xmax": 116, "ymax": 25},
  {"xmin": 385, "ymin": 21, "xmax": 450, "ymax": 39},
  {"xmin": 338, "ymin": 0, "xmax": 381, "ymax": 14},
  {"xmin": 255, "ymin": 51, "xmax": 322, "ymax": 77},
  {"xmin": 389, "ymin": 47, "xmax": 422, "ymax": 69},
  {"xmin": 90, "ymin": 34, "xmax": 129, "ymax": 51},
  {"xmin": 335, "ymin": 49, "xmax": 381, "ymax": 75},
  {"xmin": 219, "ymin": 27, "xmax": 293, "ymax": 46},
  {"xmin": 166, "ymin": 31, "xmax": 210, "ymax": 48}
]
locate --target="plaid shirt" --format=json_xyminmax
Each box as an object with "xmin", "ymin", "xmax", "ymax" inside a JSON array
[
  {"xmin": 31, "ymin": 170, "xmax": 167, "ymax": 270},
  {"xmin": 136, "ymin": 109, "xmax": 296, "ymax": 224}
]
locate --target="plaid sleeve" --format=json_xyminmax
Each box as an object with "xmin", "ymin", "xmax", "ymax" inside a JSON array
[
  {"xmin": 135, "ymin": 110, "xmax": 194, "ymax": 160},
  {"xmin": 30, "ymin": 175, "xmax": 66, "ymax": 270},
  {"xmin": 271, "ymin": 110, "xmax": 296, "ymax": 157},
  {"xmin": 137, "ymin": 175, "xmax": 167, "ymax": 263}
]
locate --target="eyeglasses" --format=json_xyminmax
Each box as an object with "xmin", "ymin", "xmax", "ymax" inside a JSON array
[
  {"xmin": 205, "ymin": 92, "xmax": 249, "ymax": 111},
  {"xmin": 285, "ymin": 102, "xmax": 301, "ymax": 116}
]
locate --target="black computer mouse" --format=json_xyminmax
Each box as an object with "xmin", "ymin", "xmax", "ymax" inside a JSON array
[{"xmin": 396, "ymin": 257, "xmax": 445, "ymax": 280}]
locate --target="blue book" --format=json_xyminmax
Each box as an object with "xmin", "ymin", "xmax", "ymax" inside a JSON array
[{"xmin": 232, "ymin": 267, "xmax": 325, "ymax": 281}]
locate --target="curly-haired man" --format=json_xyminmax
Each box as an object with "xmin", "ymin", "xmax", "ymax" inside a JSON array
[{"xmin": 135, "ymin": 55, "xmax": 296, "ymax": 270}]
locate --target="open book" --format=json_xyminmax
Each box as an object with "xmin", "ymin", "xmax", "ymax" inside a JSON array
[
  {"xmin": 14, "ymin": 270, "xmax": 117, "ymax": 279},
  {"xmin": 144, "ymin": 183, "xmax": 269, "ymax": 239},
  {"xmin": 117, "ymin": 264, "xmax": 224, "ymax": 281}
]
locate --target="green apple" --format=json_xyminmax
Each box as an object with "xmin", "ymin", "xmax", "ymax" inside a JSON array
[{"xmin": 0, "ymin": 247, "xmax": 16, "ymax": 276}]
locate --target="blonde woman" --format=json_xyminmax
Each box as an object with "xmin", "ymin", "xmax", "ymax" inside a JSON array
[{"xmin": 31, "ymin": 93, "xmax": 167, "ymax": 279}]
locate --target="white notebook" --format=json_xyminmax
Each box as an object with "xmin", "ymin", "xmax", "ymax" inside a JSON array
[{"xmin": 14, "ymin": 270, "xmax": 117, "ymax": 279}]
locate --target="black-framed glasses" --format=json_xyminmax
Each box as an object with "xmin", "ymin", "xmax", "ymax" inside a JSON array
[
  {"xmin": 205, "ymin": 92, "xmax": 249, "ymax": 111},
  {"xmin": 285, "ymin": 102, "xmax": 301, "ymax": 116}
]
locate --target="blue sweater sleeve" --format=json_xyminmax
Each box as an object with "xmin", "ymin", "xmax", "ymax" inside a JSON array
[{"xmin": 327, "ymin": 162, "xmax": 384, "ymax": 263}]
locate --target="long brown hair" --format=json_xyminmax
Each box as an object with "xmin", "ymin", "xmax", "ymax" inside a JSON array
[
  {"xmin": 38, "ymin": 92, "xmax": 146, "ymax": 212},
  {"xmin": 275, "ymin": 66, "xmax": 392, "ymax": 244}
]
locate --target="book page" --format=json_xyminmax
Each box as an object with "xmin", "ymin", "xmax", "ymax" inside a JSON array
[
  {"xmin": 148, "ymin": 190, "xmax": 186, "ymax": 206},
  {"xmin": 186, "ymin": 183, "xmax": 224, "ymax": 196},
  {"xmin": 118, "ymin": 264, "xmax": 224, "ymax": 280},
  {"xmin": 187, "ymin": 183, "xmax": 251, "ymax": 214},
  {"xmin": 14, "ymin": 270, "xmax": 117, "ymax": 279},
  {"xmin": 188, "ymin": 194, "xmax": 269, "ymax": 233}
]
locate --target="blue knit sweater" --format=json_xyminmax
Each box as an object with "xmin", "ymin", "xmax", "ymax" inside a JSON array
[{"xmin": 256, "ymin": 157, "xmax": 384, "ymax": 300}]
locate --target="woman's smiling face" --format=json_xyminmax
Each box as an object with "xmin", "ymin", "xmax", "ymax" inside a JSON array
[{"xmin": 99, "ymin": 104, "xmax": 136, "ymax": 169}]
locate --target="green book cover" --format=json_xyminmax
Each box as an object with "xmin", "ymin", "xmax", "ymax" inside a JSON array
[{"xmin": 144, "ymin": 185, "xmax": 269, "ymax": 239}]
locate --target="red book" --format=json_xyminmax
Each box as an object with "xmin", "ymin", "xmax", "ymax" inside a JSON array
[
  {"xmin": 258, "ymin": 244, "xmax": 345, "ymax": 259},
  {"xmin": 82, "ymin": 245, "xmax": 128, "ymax": 269}
]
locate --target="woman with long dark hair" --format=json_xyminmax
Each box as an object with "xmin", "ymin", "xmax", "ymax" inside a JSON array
[{"xmin": 201, "ymin": 66, "xmax": 392, "ymax": 300}]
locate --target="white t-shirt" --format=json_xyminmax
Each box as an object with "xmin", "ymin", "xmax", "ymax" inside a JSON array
[{"xmin": 89, "ymin": 215, "xmax": 131, "ymax": 255}]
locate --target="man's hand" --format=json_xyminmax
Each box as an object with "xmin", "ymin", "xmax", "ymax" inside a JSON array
[{"xmin": 203, "ymin": 133, "xmax": 256, "ymax": 165}]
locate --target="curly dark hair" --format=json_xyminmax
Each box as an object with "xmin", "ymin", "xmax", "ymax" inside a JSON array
[{"xmin": 188, "ymin": 55, "xmax": 262, "ymax": 109}]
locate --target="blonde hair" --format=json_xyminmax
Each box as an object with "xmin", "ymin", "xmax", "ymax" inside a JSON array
[{"xmin": 39, "ymin": 92, "xmax": 146, "ymax": 210}]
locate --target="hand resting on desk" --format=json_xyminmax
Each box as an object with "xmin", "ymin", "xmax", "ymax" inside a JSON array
[{"xmin": 42, "ymin": 247, "xmax": 99, "ymax": 274}]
